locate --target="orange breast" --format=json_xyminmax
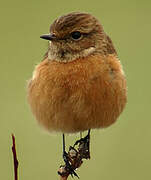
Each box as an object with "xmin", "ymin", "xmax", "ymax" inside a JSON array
[{"xmin": 27, "ymin": 54, "xmax": 127, "ymax": 133}]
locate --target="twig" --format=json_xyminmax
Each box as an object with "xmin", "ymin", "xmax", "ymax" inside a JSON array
[
  {"xmin": 11, "ymin": 134, "xmax": 19, "ymax": 180},
  {"xmin": 58, "ymin": 135, "xmax": 90, "ymax": 179}
]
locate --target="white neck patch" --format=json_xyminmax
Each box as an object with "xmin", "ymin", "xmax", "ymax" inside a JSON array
[{"xmin": 48, "ymin": 42, "xmax": 96, "ymax": 62}]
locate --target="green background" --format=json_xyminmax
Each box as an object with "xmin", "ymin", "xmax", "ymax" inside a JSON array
[{"xmin": 0, "ymin": 0, "xmax": 151, "ymax": 179}]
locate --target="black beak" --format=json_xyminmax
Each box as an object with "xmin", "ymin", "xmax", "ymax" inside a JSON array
[{"xmin": 40, "ymin": 34, "xmax": 57, "ymax": 41}]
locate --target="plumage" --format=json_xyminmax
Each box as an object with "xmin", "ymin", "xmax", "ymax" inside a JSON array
[
  {"xmin": 27, "ymin": 54, "xmax": 126, "ymax": 133},
  {"xmin": 27, "ymin": 12, "xmax": 127, "ymax": 133}
]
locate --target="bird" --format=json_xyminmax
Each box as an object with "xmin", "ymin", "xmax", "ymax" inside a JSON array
[{"xmin": 27, "ymin": 12, "xmax": 127, "ymax": 176}]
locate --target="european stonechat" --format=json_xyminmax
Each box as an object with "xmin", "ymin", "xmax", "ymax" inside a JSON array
[{"xmin": 27, "ymin": 12, "xmax": 127, "ymax": 176}]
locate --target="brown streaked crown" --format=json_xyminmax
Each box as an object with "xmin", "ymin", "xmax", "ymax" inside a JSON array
[
  {"xmin": 50, "ymin": 12, "xmax": 103, "ymax": 37},
  {"xmin": 43, "ymin": 12, "xmax": 117, "ymax": 62}
]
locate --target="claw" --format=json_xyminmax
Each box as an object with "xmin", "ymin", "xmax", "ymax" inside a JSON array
[
  {"xmin": 63, "ymin": 150, "xmax": 79, "ymax": 178},
  {"xmin": 74, "ymin": 131, "xmax": 90, "ymax": 159}
]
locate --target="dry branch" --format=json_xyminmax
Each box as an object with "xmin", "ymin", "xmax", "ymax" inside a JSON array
[
  {"xmin": 11, "ymin": 134, "xmax": 19, "ymax": 180},
  {"xmin": 58, "ymin": 135, "xmax": 90, "ymax": 179}
]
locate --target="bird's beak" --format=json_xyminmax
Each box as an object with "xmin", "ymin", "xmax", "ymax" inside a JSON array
[{"xmin": 40, "ymin": 34, "xmax": 57, "ymax": 41}]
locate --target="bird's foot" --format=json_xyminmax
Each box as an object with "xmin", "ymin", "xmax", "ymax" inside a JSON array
[
  {"xmin": 59, "ymin": 150, "xmax": 79, "ymax": 178},
  {"xmin": 74, "ymin": 131, "xmax": 90, "ymax": 159}
]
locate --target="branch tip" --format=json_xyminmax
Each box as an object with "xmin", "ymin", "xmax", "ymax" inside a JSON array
[{"xmin": 11, "ymin": 134, "xmax": 19, "ymax": 180}]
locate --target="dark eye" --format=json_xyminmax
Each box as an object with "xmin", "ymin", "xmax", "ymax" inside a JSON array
[{"xmin": 71, "ymin": 31, "xmax": 82, "ymax": 40}]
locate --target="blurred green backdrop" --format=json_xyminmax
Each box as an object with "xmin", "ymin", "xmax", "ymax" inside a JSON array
[{"xmin": 0, "ymin": 0, "xmax": 151, "ymax": 179}]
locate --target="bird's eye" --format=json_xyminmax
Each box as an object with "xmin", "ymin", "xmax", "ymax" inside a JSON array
[{"xmin": 71, "ymin": 31, "xmax": 82, "ymax": 40}]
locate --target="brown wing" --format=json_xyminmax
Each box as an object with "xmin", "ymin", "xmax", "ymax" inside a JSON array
[{"xmin": 105, "ymin": 34, "xmax": 117, "ymax": 55}]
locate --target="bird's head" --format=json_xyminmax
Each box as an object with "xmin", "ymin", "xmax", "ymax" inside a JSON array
[{"xmin": 40, "ymin": 12, "xmax": 116, "ymax": 62}]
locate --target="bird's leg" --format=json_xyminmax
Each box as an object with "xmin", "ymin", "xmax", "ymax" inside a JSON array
[
  {"xmin": 73, "ymin": 129, "xmax": 91, "ymax": 159},
  {"xmin": 62, "ymin": 134, "xmax": 68, "ymax": 163},
  {"xmin": 62, "ymin": 134, "xmax": 79, "ymax": 178}
]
